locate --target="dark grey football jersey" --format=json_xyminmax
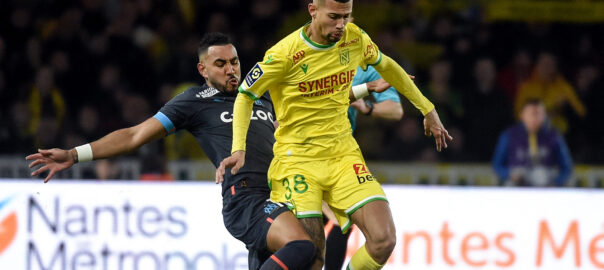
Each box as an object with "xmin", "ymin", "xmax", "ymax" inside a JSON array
[{"xmin": 154, "ymin": 84, "xmax": 275, "ymax": 195}]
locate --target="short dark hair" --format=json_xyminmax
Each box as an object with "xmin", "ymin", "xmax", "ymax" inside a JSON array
[
  {"xmin": 198, "ymin": 32, "xmax": 231, "ymax": 58},
  {"xmin": 522, "ymin": 98, "xmax": 544, "ymax": 108},
  {"xmin": 316, "ymin": 0, "xmax": 351, "ymax": 6}
]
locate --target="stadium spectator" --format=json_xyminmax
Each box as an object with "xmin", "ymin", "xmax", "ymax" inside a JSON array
[
  {"xmin": 463, "ymin": 58, "xmax": 513, "ymax": 161},
  {"xmin": 493, "ymin": 99, "xmax": 573, "ymax": 187},
  {"xmin": 570, "ymin": 64, "xmax": 604, "ymax": 163},
  {"xmin": 77, "ymin": 105, "xmax": 103, "ymax": 142},
  {"xmin": 514, "ymin": 52, "xmax": 586, "ymax": 133},
  {"xmin": 1, "ymin": 102, "xmax": 35, "ymax": 154},
  {"xmin": 423, "ymin": 59, "xmax": 464, "ymax": 127},
  {"xmin": 497, "ymin": 49, "xmax": 532, "ymax": 101},
  {"xmin": 383, "ymin": 118, "xmax": 429, "ymax": 161},
  {"xmin": 27, "ymin": 67, "xmax": 66, "ymax": 139}
]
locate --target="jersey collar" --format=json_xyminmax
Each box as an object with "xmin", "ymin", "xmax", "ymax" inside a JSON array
[{"xmin": 300, "ymin": 22, "xmax": 337, "ymax": 51}]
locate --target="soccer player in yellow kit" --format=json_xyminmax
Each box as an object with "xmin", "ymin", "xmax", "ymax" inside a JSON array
[{"xmin": 217, "ymin": 0, "xmax": 452, "ymax": 269}]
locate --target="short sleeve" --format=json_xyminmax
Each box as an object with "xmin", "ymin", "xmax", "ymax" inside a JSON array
[
  {"xmin": 239, "ymin": 49, "xmax": 287, "ymax": 100},
  {"xmin": 359, "ymin": 28, "xmax": 382, "ymax": 71},
  {"xmin": 155, "ymin": 92, "xmax": 195, "ymax": 135}
]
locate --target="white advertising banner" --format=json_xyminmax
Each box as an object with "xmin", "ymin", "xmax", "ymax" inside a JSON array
[{"xmin": 0, "ymin": 180, "xmax": 603, "ymax": 270}]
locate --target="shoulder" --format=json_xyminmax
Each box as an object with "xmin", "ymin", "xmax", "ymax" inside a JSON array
[
  {"xmin": 345, "ymin": 22, "xmax": 364, "ymax": 36},
  {"xmin": 506, "ymin": 124, "xmax": 525, "ymax": 136},
  {"xmin": 541, "ymin": 125, "xmax": 562, "ymax": 139},
  {"xmin": 165, "ymin": 85, "xmax": 220, "ymax": 105},
  {"xmin": 268, "ymin": 26, "xmax": 304, "ymax": 56}
]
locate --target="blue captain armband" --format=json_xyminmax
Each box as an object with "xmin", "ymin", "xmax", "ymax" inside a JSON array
[{"xmin": 153, "ymin": 112, "xmax": 176, "ymax": 135}]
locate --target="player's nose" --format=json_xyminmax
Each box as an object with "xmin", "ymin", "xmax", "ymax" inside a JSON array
[
  {"xmin": 225, "ymin": 63, "xmax": 235, "ymax": 74},
  {"xmin": 336, "ymin": 18, "xmax": 345, "ymax": 29}
]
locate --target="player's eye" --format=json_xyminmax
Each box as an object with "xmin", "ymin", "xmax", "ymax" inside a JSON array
[{"xmin": 231, "ymin": 59, "xmax": 239, "ymax": 65}]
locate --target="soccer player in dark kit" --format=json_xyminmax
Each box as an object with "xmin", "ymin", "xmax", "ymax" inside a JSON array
[{"xmin": 26, "ymin": 33, "xmax": 317, "ymax": 270}]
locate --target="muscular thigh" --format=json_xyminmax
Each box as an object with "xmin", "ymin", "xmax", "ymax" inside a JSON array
[{"xmin": 324, "ymin": 149, "xmax": 387, "ymax": 233}]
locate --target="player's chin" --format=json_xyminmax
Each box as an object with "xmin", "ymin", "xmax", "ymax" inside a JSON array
[
  {"xmin": 223, "ymin": 87, "xmax": 237, "ymax": 95},
  {"xmin": 328, "ymin": 32, "xmax": 343, "ymax": 42},
  {"xmin": 327, "ymin": 36, "xmax": 342, "ymax": 43}
]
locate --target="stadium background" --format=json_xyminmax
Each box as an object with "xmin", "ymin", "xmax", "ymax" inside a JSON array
[
  {"xmin": 1, "ymin": 0, "xmax": 604, "ymax": 269},
  {"xmin": 1, "ymin": 0, "xmax": 603, "ymax": 185}
]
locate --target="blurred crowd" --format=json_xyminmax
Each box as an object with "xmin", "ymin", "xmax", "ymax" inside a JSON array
[{"xmin": 1, "ymin": 0, "xmax": 603, "ymax": 176}]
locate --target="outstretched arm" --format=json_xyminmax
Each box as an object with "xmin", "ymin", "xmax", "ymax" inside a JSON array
[{"xmin": 26, "ymin": 117, "xmax": 166, "ymax": 182}]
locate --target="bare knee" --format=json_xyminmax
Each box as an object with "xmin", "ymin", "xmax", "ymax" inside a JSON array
[{"xmin": 367, "ymin": 230, "xmax": 396, "ymax": 256}]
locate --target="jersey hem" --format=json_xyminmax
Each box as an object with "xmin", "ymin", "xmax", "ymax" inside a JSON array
[
  {"xmin": 341, "ymin": 195, "xmax": 388, "ymax": 233},
  {"xmin": 296, "ymin": 213, "xmax": 323, "ymax": 219}
]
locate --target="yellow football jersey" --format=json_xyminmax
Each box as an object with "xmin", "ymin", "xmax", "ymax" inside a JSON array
[{"xmin": 239, "ymin": 22, "xmax": 382, "ymax": 161}]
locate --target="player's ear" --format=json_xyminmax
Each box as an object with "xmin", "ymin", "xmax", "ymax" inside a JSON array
[
  {"xmin": 308, "ymin": 2, "xmax": 317, "ymax": 19},
  {"xmin": 197, "ymin": 62, "xmax": 207, "ymax": 78}
]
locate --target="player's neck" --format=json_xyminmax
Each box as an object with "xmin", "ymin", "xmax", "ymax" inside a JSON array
[{"xmin": 306, "ymin": 22, "xmax": 331, "ymax": 45}]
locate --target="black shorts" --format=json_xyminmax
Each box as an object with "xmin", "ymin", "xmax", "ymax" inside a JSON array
[{"xmin": 222, "ymin": 180, "xmax": 291, "ymax": 270}]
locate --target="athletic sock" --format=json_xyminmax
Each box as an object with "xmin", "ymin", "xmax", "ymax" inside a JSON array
[
  {"xmin": 347, "ymin": 244, "xmax": 383, "ymax": 270},
  {"xmin": 325, "ymin": 225, "xmax": 351, "ymax": 270},
  {"xmin": 260, "ymin": 240, "xmax": 316, "ymax": 270}
]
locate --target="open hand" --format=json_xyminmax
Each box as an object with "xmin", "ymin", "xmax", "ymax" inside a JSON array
[
  {"xmin": 26, "ymin": 148, "xmax": 75, "ymax": 183},
  {"xmin": 423, "ymin": 109, "xmax": 453, "ymax": 152},
  {"xmin": 215, "ymin": 151, "xmax": 246, "ymax": 184}
]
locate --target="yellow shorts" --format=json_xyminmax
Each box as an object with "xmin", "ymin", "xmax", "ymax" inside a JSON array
[{"xmin": 267, "ymin": 149, "xmax": 387, "ymax": 233}]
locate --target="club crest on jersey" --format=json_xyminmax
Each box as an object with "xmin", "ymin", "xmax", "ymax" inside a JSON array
[
  {"xmin": 339, "ymin": 48, "xmax": 350, "ymax": 65},
  {"xmin": 195, "ymin": 87, "xmax": 219, "ymax": 98},
  {"xmin": 244, "ymin": 63, "xmax": 264, "ymax": 87},
  {"xmin": 264, "ymin": 203, "xmax": 279, "ymax": 214}
]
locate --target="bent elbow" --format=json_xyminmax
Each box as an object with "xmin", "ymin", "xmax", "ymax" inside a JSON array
[{"xmin": 395, "ymin": 107, "xmax": 404, "ymax": 120}]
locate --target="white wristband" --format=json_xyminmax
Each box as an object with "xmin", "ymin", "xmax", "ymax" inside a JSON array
[
  {"xmin": 75, "ymin": 144, "xmax": 93, "ymax": 162},
  {"xmin": 352, "ymin": 83, "xmax": 369, "ymax": 100}
]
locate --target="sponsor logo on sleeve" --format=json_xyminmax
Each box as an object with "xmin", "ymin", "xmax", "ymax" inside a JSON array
[
  {"xmin": 195, "ymin": 88, "xmax": 220, "ymax": 99},
  {"xmin": 364, "ymin": 44, "xmax": 376, "ymax": 59},
  {"xmin": 244, "ymin": 63, "xmax": 264, "ymax": 87},
  {"xmin": 265, "ymin": 54, "xmax": 274, "ymax": 64}
]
